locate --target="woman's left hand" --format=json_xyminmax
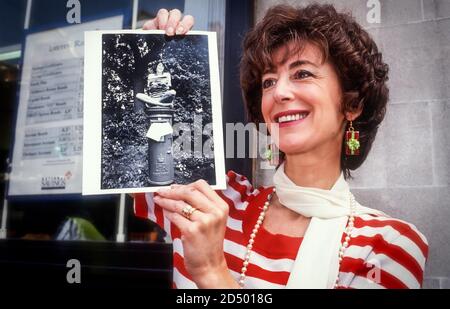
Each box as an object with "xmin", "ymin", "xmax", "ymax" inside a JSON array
[{"xmin": 153, "ymin": 180, "xmax": 238, "ymax": 288}]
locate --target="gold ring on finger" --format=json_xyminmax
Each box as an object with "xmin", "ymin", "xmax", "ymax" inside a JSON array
[{"xmin": 181, "ymin": 205, "xmax": 197, "ymax": 220}]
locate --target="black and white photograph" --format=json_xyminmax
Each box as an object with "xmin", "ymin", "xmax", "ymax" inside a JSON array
[{"xmin": 83, "ymin": 30, "xmax": 225, "ymax": 195}]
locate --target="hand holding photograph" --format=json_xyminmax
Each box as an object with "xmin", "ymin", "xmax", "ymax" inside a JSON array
[{"xmin": 82, "ymin": 30, "xmax": 225, "ymax": 195}]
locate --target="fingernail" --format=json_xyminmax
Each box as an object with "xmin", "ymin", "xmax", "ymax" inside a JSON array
[
  {"xmin": 166, "ymin": 27, "xmax": 174, "ymax": 35},
  {"xmin": 175, "ymin": 26, "xmax": 184, "ymax": 35}
]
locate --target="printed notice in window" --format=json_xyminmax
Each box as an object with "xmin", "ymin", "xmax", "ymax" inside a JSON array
[{"xmin": 8, "ymin": 15, "xmax": 123, "ymax": 196}]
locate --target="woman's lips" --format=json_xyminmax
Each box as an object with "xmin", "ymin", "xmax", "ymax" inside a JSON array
[
  {"xmin": 277, "ymin": 112, "xmax": 310, "ymax": 128},
  {"xmin": 272, "ymin": 109, "xmax": 310, "ymax": 128},
  {"xmin": 277, "ymin": 113, "xmax": 309, "ymax": 128}
]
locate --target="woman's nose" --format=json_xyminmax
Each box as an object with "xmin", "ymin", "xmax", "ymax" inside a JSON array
[{"xmin": 273, "ymin": 77, "xmax": 294, "ymax": 103}]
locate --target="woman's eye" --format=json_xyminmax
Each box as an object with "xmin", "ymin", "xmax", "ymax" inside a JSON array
[
  {"xmin": 262, "ymin": 79, "xmax": 276, "ymax": 89},
  {"xmin": 294, "ymin": 70, "xmax": 314, "ymax": 79}
]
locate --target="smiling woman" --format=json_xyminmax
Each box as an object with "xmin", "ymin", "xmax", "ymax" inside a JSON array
[
  {"xmin": 241, "ymin": 5, "xmax": 389, "ymax": 179},
  {"xmin": 134, "ymin": 4, "xmax": 428, "ymax": 289},
  {"xmin": 260, "ymin": 42, "xmax": 346, "ymax": 171}
]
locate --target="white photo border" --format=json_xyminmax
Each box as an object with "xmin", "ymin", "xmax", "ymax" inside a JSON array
[{"xmin": 82, "ymin": 30, "xmax": 226, "ymax": 195}]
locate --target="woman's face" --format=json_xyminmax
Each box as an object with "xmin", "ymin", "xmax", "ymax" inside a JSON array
[{"xmin": 261, "ymin": 41, "xmax": 346, "ymax": 157}]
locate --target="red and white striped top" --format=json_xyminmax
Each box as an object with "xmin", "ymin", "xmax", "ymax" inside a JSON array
[{"xmin": 134, "ymin": 170, "xmax": 428, "ymax": 289}]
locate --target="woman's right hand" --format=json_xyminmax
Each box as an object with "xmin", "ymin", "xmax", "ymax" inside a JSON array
[{"xmin": 143, "ymin": 8, "xmax": 195, "ymax": 36}]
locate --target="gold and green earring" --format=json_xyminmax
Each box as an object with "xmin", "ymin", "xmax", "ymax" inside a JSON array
[
  {"xmin": 345, "ymin": 120, "xmax": 360, "ymax": 155},
  {"xmin": 264, "ymin": 143, "xmax": 279, "ymax": 166}
]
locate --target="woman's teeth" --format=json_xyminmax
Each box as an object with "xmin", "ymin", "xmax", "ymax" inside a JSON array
[{"xmin": 277, "ymin": 113, "xmax": 308, "ymax": 123}]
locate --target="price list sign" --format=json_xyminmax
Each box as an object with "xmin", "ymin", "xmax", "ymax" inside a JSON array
[
  {"xmin": 9, "ymin": 16, "xmax": 123, "ymax": 196},
  {"xmin": 27, "ymin": 58, "xmax": 84, "ymax": 125},
  {"xmin": 22, "ymin": 126, "xmax": 83, "ymax": 160}
]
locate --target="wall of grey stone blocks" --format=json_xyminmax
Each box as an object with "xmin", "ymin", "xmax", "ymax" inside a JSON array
[{"xmin": 253, "ymin": 0, "xmax": 450, "ymax": 288}]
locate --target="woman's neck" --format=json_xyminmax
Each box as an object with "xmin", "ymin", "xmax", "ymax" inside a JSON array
[{"xmin": 284, "ymin": 147, "xmax": 342, "ymax": 190}]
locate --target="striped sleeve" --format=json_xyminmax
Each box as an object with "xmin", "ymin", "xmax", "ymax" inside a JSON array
[
  {"xmin": 340, "ymin": 216, "xmax": 428, "ymax": 289},
  {"xmin": 134, "ymin": 171, "xmax": 259, "ymax": 289},
  {"xmin": 133, "ymin": 171, "xmax": 256, "ymax": 245},
  {"xmin": 134, "ymin": 192, "xmax": 176, "ymax": 241},
  {"xmin": 216, "ymin": 171, "xmax": 259, "ymax": 213}
]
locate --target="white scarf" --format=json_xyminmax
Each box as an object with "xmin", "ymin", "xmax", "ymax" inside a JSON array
[{"xmin": 273, "ymin": 162, "xmax": 387, "ymax": 289}]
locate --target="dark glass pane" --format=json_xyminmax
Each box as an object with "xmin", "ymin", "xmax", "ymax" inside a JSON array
[
  {"xmin": 138, "ymin": 0, "xmax": 184, "ymax": 21},
  {"xmin": 0, "ymin": 0, "xmax": 27, "ymax": 47}
]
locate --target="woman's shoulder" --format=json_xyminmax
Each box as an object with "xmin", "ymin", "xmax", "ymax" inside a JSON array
[
  {"xmin": 342, "ymin": 214, "xmax": 428, "ymax": 288},
  {"xmin": 351, "ymin": 213, "xmax": 428, "ymax": 269},
  {"xmin": 354, "ymin": 213, "xmax": 428, "ymax": 248}
]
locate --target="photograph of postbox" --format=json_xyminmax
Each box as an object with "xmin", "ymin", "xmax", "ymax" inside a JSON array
[{"xmin": 82, "ymin": 31, "xmax": 225, "ymax": 194}]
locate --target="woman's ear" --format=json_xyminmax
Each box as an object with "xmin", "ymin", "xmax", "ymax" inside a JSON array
[
  {"xmin": 345, "ymin": 105, "xmax": 363, "ymax": 121},
  {"xmin": 342, "ymin": 91, "xmax": 363, "ymax": 121}
]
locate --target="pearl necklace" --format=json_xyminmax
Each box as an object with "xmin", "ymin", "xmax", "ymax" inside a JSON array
[{"xmin": 238, "ymin": 187, "xmax": 356, "ymax": 289}]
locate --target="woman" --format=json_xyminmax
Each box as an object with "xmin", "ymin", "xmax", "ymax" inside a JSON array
[{"xmin": 134, "ymin": 5, "xmax": 428, "ymax": 289}]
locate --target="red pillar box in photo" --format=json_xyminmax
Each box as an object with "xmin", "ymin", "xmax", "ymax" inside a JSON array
[{"xmin": 345, "ymin": 130, "xmax": 360, "ymax": 156}]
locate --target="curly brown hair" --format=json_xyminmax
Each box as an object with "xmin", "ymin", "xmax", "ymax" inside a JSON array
[{"xmin": 240, "ymin": 4, "xmax": 389, "ymax": 178}]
